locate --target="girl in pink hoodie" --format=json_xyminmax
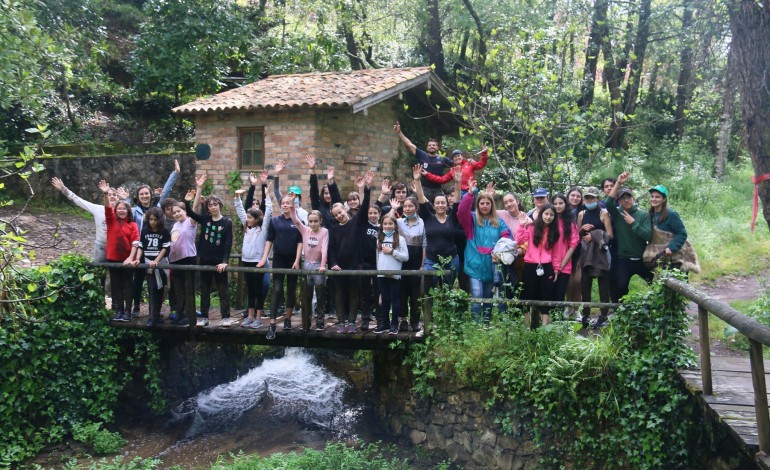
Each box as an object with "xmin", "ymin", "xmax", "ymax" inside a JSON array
[{"xmin": 516, "ymin": 203, "xmax": 560, "ymax": 326}]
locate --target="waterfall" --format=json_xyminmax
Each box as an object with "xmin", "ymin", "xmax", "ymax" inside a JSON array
[{"xmin": 169, "ymin": 348, "xmax": 359, "ymax": 439}]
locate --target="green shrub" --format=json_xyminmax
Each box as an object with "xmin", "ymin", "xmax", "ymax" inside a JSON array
[
  {"xmin": 0, "ymin": 254, "xmax": 165, "ymax": 465},
  {"xmin": 71, "ymin": 422, "xmax": 126, "ymax": 455}
]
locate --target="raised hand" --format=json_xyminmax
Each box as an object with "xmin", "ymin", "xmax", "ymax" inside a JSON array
[
  {"xmin": 184, "ymin": 189, "xmax": 196, "ymax": 202},
  {"xmin": 618, "ymin": 171, "xmax": 630, "ymax": 184},
  {"xmin": 412, "ymin": 164, "xmax": 422, "ymax": 180},
  {"xmin": 480, "ymin": 144, "xmax": 488, "ymax": 154},
  {"xmin": 381, "ymin": 178, "xmax": 391, "ymax": 194},
  {"xmin": 390, "ymin": 197, "xmax": 401, "ymax": 210},
  {"xmin": 453, "ymin": 165, "xmax": 462, "ymax": 183},
  {"xmin": 275, "ymin": 159, "xmax": 287, "ymax": 174},
  {"xmin": 98, "ymin": 180, "xmax": 110, "ymax": 193},
  {"xmin": 249, "ymin": 172, "xmax": 259, "ymax": 186},
  {"xmin": 468, "ymin": 176, "xmax": 477, "ymax": 193},
  {"xmin": 393, "ymin": 121, "xmax": 401, "ymax": 134},
  {"xmin": 260, "ymin": 169, "xmax": 268, "ymax": 185},
  {"xmin": 116, "ymin": 187, "xmax": 129, "ymax": 200},
  {"xmin": 486, "ymin": 181, "xmax": 496, "ymax": 195},
  {"xmin": 356, "ymin": 176, "xmax": 365, "ymax": 191},
  {"xmin": 409, "ymin": 181, "xmax": 416, "ymax": 193},
  {"xmin": 195, "ymin": 174, "xmax": 207, "ymax": 187},
  {"xmin": 51, "ymin": 177, "xmax": 65, "ymax": 190},
  {"xmin": 364, "ymin": 170, "xmax": 374, "ymax": 186},
  {"xmin": 235, "ymin": 189, "xmax": 246, "ymax": 197},
  {"xmin": 174, "ymin": 159, "xmax": 181, "ymax": 173},
  {"xmin": 327, "ymin": 166, "xmax": 335, "ymax": 181},
  {"xmin": 306, "ymin": 154, "xmax": 316, "ymax": 169},
  {"xmin": 154, "ymin": 187, "xmax": 162, "ymax": 196}
]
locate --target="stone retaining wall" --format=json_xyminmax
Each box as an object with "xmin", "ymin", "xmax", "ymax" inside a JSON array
[{"xmin": 373, "ymin": 350, "xmax": 541, "ymax": 469}]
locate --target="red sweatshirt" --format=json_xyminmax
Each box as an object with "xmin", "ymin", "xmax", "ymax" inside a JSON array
[
  {"xmin": 105, "ymin": 205, "xmax": 139, "ymax": 261},
  {"xmin": 422, "ymin": 150, "xmax": 489, "ymax": 190}
]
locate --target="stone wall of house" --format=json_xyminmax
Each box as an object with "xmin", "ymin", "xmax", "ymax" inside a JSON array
[
  {"xmin": 192, "ymin": 101, "xmax": 412, "ymax": 204},
  {"xmin": 373, "ymin": 350, "xmax": 541, "ymax": 470},
  {"xmin": 23, "ymin": 153, "xmax": 196, "ymax": 205}
]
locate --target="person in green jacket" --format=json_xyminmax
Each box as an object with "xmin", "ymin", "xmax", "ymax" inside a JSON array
[
  {"xmin": 605, "ymin": 172, "xmax": 653, "ymax": 300},
  {"xmin": 648, "ymin": 184, "xmax": 688, "ymax": 256}
]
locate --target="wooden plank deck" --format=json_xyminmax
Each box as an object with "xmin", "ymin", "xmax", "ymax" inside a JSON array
[
  {"xmin": 679, "ymin": 356, "xmax": 770, "ymax": 468},
  {"xmin": 109, "ymin": 308, "xmax": 424, "ymax": 350}
]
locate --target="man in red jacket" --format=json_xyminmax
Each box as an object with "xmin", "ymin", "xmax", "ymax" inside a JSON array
[{"xmin": 421, "ymin": 145, "xmax": 488, "ymax": 197}]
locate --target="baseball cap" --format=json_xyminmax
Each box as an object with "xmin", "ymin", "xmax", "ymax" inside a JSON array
[
  {"xmin": 287, "ymin": 185, "xmax": 302, "ymax": 196},
  {"xmin": 451, "ymin": 149, "xmax": 463, "ymax": 156},
  {"xmin": 584, "ymin": 186, "xmax": 600, "ymax": 198},
  {"xmin": 533, "ymin": 187, "xmax": 548, "ymax": 198},
  {"xmin": 618, "ymin": 187, "xmax": 634, "ymax": 198},
  {"xmin": 648, "ymin": 185, "xmax": 668, "ymax": 198}
]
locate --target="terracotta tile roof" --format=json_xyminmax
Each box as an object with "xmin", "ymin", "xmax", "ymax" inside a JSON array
[{"xmin": 172, "ymin": 67, "xmax": 449, "ymax": 114}]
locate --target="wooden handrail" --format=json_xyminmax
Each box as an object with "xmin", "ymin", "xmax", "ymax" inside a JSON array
[{"xmin": 663, "ymin": 276, "xmax": 770, "ymax": 454}]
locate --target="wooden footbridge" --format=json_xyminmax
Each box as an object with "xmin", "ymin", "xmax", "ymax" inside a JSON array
[{"xmin": 667, "ymin": 278, "xmax": 770, "ymax": 469}]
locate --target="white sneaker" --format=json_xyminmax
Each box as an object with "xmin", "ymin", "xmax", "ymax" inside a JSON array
[
  {"xmin": 196, "ymin": 318, "xmax": 209, "ymax": 327},
  {"xmin": 222, "ymin": 318, "xmax": 232, "ymax": 328}
]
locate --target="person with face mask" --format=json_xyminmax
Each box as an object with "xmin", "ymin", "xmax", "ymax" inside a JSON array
[
  {"xmin": 577, "ymin": 186, "xmax": 614, "ymax": 328},
  {"xmin": 605, "ymin": 172, "xmax": 653, "ymax": 301}
]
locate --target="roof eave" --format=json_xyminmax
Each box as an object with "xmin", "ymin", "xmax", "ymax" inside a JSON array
[{"xmin": 351, "ymin": 71, "xmax": 452, "ymax": 114}]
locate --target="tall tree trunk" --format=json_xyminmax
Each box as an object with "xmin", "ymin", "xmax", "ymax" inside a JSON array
[
  {"xmin": 714, "ymin": 46, "xmax": 735, "ymax": 181},
  {"xmin": 459, "ymin": 0, "xmax": 487, "ymax": 67},
  {"xmin": 424, "ymin": 0, "xmax": 448, "ymax": 83},
  {"xmin": 673, "ymin": 0, "xmax": 695, "ymax": 138},
  {"xmin": 578, "ymin": 0, "xmax": 610, "ymax": 109},
  {"xmin": 608, "ymin": 0, "xmax": 652, "ymax": 149},
  {"xmin": 341, "ymin": 23, "xmax": 364, "ymax": 70},
  {"xmin": 729, "ymin": 0, "xmax": 770, "ymax": 231}
]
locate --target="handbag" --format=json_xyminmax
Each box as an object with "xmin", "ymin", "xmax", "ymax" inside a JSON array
[{"xmin": 643, "ymin": 226, "xmax": 701, "ymax": 274}]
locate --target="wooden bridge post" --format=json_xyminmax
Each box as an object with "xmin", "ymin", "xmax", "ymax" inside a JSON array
[
  {"xmin": 422, "ymin": 274, "xmax": 432, "ymax": 333},
  {"xmin": 698, "ymin": 306, "xmax": 713, "ymax": 395},
  {"xmin": 749, "ymin": 339, "xmax": 770, "ymax": 454},
  {"xmin": 185, "ymin": 272, "xmax": 196, "ymax": 338},
  {"xmin": 300, "ymin": 275, "xmax": 311, "ymax": 332}
]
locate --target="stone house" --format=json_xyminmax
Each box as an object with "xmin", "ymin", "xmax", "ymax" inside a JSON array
[{"xmin": 172, "ymin": 67, "xmax": 457, "ymax": 203}]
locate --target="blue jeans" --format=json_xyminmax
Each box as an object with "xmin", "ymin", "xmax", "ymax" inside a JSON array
[
  {"xmin": 469, "ymin": 278, "xmax": 494, "ymax": 322},
  {"xmin": 423, "ymin": 256, "xmax": 459, "ymax": 289}
]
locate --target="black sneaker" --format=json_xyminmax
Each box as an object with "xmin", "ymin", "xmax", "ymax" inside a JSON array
[
  {"xmin": 119, "ymin": 311, "xmax": 131, "ymax": 322},
  {"xmin": 315, "ymin": 320, "xmax": 325, "ymax": 331},
  {"xmin": 411, "ymin": 321, "xmax": 421, "ymax": 332},
  {"xmin": 112, "ymin": 311, "xmax": 124, "ymax": 322},
  {"xmin": 373, "ymin": 324, "xmax": 387, "ymax": 334},
  {"xmin": 593, "ymin": 316, "xmax": 609, "ymax": 329},
  {"xmin": 360, "ymin": 321, "xmax": 370, "ymax": 331},
  {"xmin": 175, "ymin": 315, "xmax": 189, "ymax": 326},
  {"xmin": 266, "ymin": 324, "xmax": 276, "ymax": 340},
  {"xmin": 132, "ymin": 307, "xmax": 140, "ymax": 318},
  {"xmin": 389, "ymin": 326, "xmax": 398, "ymax": 335},
  {"xmin": 399, "ymin": 320, "xmax": 408, "ymax": 332},
  {"xmin": 146, "ymin": 317, "xmax": 157, "ymax": 328},
  {"xmin": 283, "ymin": 318, "xmax": 293, "ymax": 330}
]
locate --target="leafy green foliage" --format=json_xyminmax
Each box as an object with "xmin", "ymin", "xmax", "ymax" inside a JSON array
[
  {"xmin": 0, "ymin": 255, "xmax": 165, "ymax": 465},
  {"xmin": 71, "ymin": 422, "xmax": 126, "ymax": 455},
  {"xmin": 409, "ymin": 276, "xmax": 699, "ymax": 468}
]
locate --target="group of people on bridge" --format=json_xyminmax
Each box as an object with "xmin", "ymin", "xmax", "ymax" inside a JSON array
[{"xmin": 50, "ymin": 121, "xmax": 691, "ymax": 338}]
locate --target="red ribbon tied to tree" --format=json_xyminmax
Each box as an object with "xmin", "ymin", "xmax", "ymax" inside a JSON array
[{"xmin": 751, "ymin": 173, "xmax": 770, "ymax": 232}]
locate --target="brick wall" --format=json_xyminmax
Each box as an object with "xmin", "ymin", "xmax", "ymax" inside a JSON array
[{"xmin": 192, "ymin": 102, "xmax": 406, "ymax": 209}]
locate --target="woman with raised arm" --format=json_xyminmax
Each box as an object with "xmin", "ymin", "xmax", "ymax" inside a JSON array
[
  {"xmin": 186, "ymin": 174, "xmax": 234, "ymax": 327},
  {"xmin": 327, "ymin": 171, "xmax": 374, "ymax": 333},
  {"xmin": 259, "ymin": 193, "xmax": 302, "ymax": 340},
  {"xmin": 290, "ymin": 205, "xmax": 329, "ymax": 332},
  {"xmin": 307, "ymin": 154, "xmax": 342, "ymax": 228},
  {"xmin": 99, "ymin": 180, "xmax": 140, "ymax": 323},
  {"xmin": 169, "ymin": 196, "xmax": 197, "ymax": 326},
  {"xmin": 234, "ymin": 182, "xmax": 273, "ymax": 329},
  {"xmin": 490, "ymin": 182, "xmax": 526, "ymax": 302},
  {"xmin": 413, "ymin": 164, "xmax": 460, "ymax": 290},
  {"xmin": 272, "ymin": 158, "xmax": 308, "ymax": 225},
  {"xmin": 51, "ymin": 177, "xmax": 122, "ymax": 261},
  {"xmin": 456, "ymin": 174, "xmax": 511, "ymax": 322}
]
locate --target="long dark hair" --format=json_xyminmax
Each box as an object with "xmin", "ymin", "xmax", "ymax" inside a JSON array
[
  {"xmin": 533, "ymin": 204, "xmax": 559, "ymax": 249},
  {"xmin": 649, "ymin": 192, "xmax": 669, "ymax": 225},
  {"xmin": 247, "ymin": 207, "xmax": 264, "ymax": 228},
  {"xmin": 551, "ymin": 194, "xmax": 573, "ymax": 242},
  {"xmin": 144, "ymin": 206, "xmax": 165, "ymax": 232}
]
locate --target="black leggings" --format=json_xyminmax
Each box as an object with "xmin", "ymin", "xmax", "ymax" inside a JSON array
[
  {"xmin": 242, "ymin": 261, "xmax": 267, "ymax": 310},
  {"xmin": 521, "ymin": 262, "xmax": 555, "ymax": 315},
  {"xmin": 108, "ymin": 261, "xmax": 134, "ymax": 313},
  {"xmin": 200, "ymin": 258, "xmax": 230, "ymax": 319},
  {"xmin": 146, "ymin": 268, "xmax": 167, "ymax": 319},
  {"xmin": 171, "ymin": 257, "xmax": 196, "ymax": 319},
  {"xmin": 400, "ymin": 250, "xmax": 422, "ymax": 323}
]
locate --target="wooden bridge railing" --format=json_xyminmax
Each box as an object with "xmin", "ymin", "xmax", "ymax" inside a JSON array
[
  {"xmin": 664, "ymin": 277, "xmax": 770, "ymax": 454},
  {"xmin": 91, "ymin": 261, "xmax": 441, "ymax": 334}
]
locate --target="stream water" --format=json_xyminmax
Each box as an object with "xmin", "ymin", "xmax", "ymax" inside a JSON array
[{"xmin": 109, "ymin": 348, "xmax": 391, "ymax": 468}]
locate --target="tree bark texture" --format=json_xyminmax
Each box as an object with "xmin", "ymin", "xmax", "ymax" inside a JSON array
[
  {"xmin": 714, "ymin": 46, "xmax": 735, "ymax": 181},
  {"xmin": 578, "ymin": 0, "xmax": 610, "ymax": 109},
  {"xmin": 423, "ymin": 0, "xmax": 448, "ymax": 83},
  {"xmin": 673, "ymin": 0, "xmax": 695, "ymax": 138},
  {"xmin": 608, "ymin": 0, "xmax": 652, "ymax": 149},
  {"xmin": 729, "ymin": 0, "xmax": 770, "ymax": 231}
]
